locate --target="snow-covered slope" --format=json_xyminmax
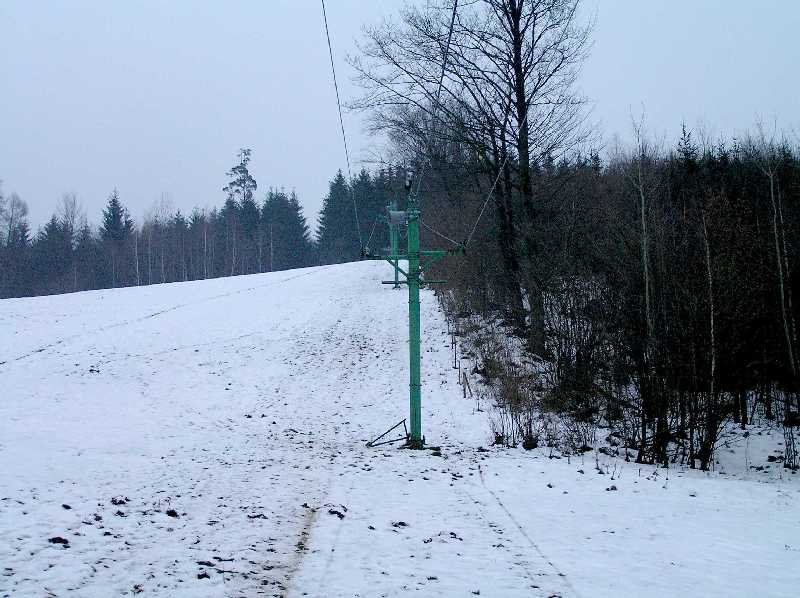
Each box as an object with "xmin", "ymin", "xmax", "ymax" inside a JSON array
[{"xmin": 1, "ymin": 261, "xmax": 798, "ymax": 597}]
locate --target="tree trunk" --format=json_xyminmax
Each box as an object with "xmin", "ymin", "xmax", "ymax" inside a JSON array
[
  {"xmin": 769, "ymin": 172, "xmax": 797, "ymax": 377},
  {"xmin": 738, "ymin": 390, "xmax": 748, "ymax": 428},
  {"xmin": 701, "ymin": 210, "xmax": 717, "ymax": 471},
  {"xmin": 508, "ymin": 0, "xmax": 533, "ymax": 220},
  {"xmin": 134, "ymin": 233, "xmax": 140, "ymax": 286},
  {"xmin": 203, "ymin": 224, "xmax": 208, "ymax": 279}
]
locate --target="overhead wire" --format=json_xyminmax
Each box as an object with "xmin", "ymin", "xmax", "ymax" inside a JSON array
[
  {"xmin": 420, "ymin": 218, "xmax": 461, "ymax": 247},
  {"xmin": 413, "ymin": 0, "xmax": 459, "ymax": 201},
  {"xmin": 464, "ymin": 153, "xmax": 509, "ymax": 248},
  {"xmin": 420, "ymin": 151, "xmax": 508, "ymax": 259},
  {"xmin": 365, "ymin": 214, "xmax": 381, "ymax": 250},
  {"xmin": 321, "ymin": 0, "xmax": 362, "ymax": 248}
]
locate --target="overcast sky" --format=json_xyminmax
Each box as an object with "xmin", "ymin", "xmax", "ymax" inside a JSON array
[{"xmin": 1, "ymin": 1, "xmax": 798, "ymax": 230}]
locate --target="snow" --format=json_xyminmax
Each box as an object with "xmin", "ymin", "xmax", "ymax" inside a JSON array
[{"xmin": 1, "ymin": 260, "xmax": 798, "ymax": 597}]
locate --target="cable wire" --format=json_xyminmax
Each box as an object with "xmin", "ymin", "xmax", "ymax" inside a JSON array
[
  {"xmin": 421, "ymin": 218, "xmax": 461, "ymax": 247},
  {"xmin": 464, "ymin": 153, "xmax": 509, "ymax": 247},
  {"xmin": 321, "ymin": 0, "xmax": 362, "ymax": 247},
  {"xmin": 365, "ymin": 214, "xmax": 381, "ymax": 250},
  {"xmin": 414, "ymin": 0, "xmax": 459, "ymax": 200}
]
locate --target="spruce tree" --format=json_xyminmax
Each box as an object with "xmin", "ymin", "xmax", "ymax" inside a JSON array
[
  {"xmin": 99, "ymin": 189, "xmax": 134, "ymax": 287},
  {"xmin": 239, "ymin": 195, "xmax": 260, "ymax": 273},
  {"xmin": 262, "ymin": 189, "xmax": 313, "ymax": 271},
  {"xmin": 287, "ymin": 191, "xmax": 313, "ymax": 267},
  {"xmin": 34, "ymin": 215, "xmax": 71, "ymax": 294},
  {"xmin": 316, "ymin": 171, "xmax": 360, "ymax": 264},
  {"xmin": 100, "ymin": 189, "xmax": 134, "ymax": 242},
  {"xmin": 369, "ymin": 168, "xmax": 394, "ymax": 254},
  {"xmin": 351, "ymin": 169, "xmax": 377, "ymax": 254},
  {"xmin": 74, "ymin": 221, "xmax": 99, "ymax": 291}
]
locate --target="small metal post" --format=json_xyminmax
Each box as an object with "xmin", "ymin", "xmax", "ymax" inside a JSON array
[{"xmin": 390, "ymin": 199, "xmax": 400, "ymax": 289}]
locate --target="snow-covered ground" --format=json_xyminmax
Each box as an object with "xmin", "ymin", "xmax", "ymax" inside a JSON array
[{"xmin": 1, "ymin": 261, "xmax": 798, "ymax": 597}]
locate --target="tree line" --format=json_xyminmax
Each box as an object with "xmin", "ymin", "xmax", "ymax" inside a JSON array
[
  {"xmin": 430, "ymin": 128, "xmax": 799, "ymax": 471},
  {"xmin": 0, "ymin": 150, "xmax": 407, "ymax": 299},
  {"xmin": 349, "ymin": 0, "xmax": 800, "ymax": 470}
]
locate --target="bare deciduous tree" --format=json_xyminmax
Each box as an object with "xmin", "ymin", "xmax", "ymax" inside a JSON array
[{"xmin": 352, "ymin": 0, "xmax": 593, "ymax": 346}]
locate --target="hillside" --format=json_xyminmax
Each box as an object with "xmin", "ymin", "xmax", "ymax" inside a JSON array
[{"xmin": 1, "ymin": 261, "xmax": 798, "ymax": 597}]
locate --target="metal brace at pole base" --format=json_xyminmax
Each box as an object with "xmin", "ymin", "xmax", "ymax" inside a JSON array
[{"xmin": 366, "ymin": 419, "xmax": 409, "ymax": 447}]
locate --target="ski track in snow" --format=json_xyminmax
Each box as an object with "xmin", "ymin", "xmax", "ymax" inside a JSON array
[
  {"xmin": 1, "ymin": 261, "xmax": 799, "ymax": 598},
  {"xmin": 0, "ymin": 268, "xmax": 324, "ymax": 367}
]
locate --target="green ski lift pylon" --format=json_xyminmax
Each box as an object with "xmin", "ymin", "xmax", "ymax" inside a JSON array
[{"xmin": 368, "ymin": 172, "xmax": 463, "ymax": 449}]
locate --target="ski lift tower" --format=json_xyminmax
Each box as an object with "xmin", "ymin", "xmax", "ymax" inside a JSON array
[{"xmin": 366, "ymin": 171, "xmax": 463, "ymax": 449}]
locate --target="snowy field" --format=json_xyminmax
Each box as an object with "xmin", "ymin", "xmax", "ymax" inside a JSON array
[{"xmin": 1, "ymin": 261, "xmax": 799, "ymax": 597}]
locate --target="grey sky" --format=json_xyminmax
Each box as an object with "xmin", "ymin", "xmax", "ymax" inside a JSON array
[
  {"xmin": 1, "ymin": 1, "xmax": 798, "ymax": 231},
  {"xmin": 582, "ymin": 1, "xmax": 799, "ymax": 148}
]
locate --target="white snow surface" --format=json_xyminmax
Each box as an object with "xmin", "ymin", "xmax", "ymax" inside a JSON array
[{"xmin": 1, "ymin": 261, "xmax": 798, "ymax": 597}]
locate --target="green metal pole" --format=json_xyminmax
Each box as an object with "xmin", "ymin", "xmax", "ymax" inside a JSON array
[
  {"xmin": 407, "ymin": 199, "xmax": 423, "ymax": 448},
  {"xmin": 390, "ymin": 200, "xmax": 400, "ymax": 289}
]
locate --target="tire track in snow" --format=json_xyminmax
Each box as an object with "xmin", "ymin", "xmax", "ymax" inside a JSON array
[
  {"xmin": 280, "ymin": 311, "xmax": 355, "ymax": 597},
  {"xmin": 477, "ymin": 461, "xmax": 581, "ymax": 598},
  {"xmin": 282, "ymin": 451, "xmax": 339, "ymax": 597},
  {"xmin": 282, "ymin": 292, "xmax": 376, "ymax": 597},
  {"xmin": 456, "ymin": 480, "xmax": 546, "ymax": 593}
]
